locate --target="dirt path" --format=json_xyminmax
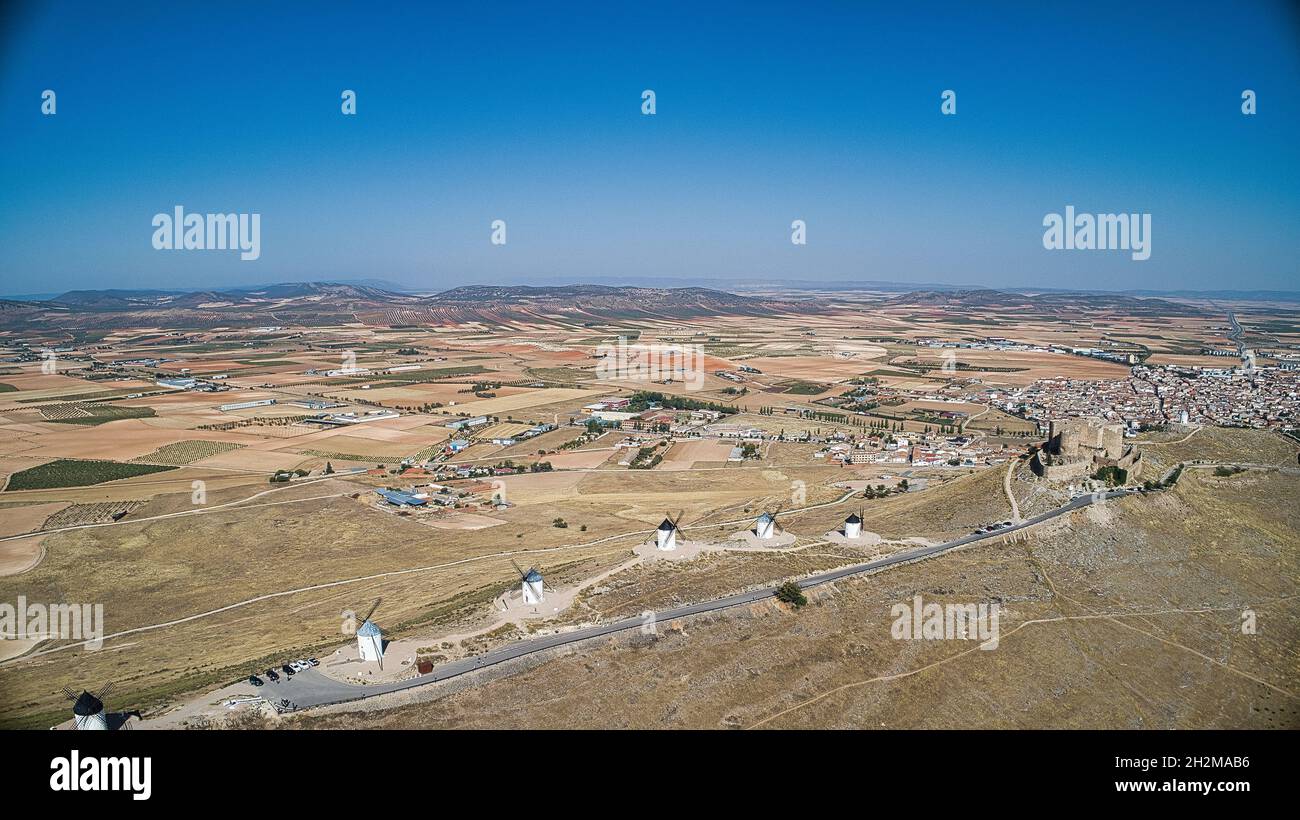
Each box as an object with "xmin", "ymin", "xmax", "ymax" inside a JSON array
[
  {"xmin": 965, "ymin": 403, "xmax": 991, "ymax": 425},
  {"xmin": 433, "ymin": 554, "xmax": 645, "ymax": 649},
  {"xmin": 1139, "ymin": 425, "xmax": 1202, "ymax": 447},
  {"xmin": 1003, "ymin": 458, "xmax": 1021, "ymax": 523}
]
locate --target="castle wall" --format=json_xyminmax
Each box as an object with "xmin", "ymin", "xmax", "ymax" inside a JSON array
[
  {"xmin": 1036, "ymin": 419, "xmax": 1138, "ymax": 482},
  {"xmin": 1031, "ymin": 450, "xmax": 1091, "ymax": 482}
]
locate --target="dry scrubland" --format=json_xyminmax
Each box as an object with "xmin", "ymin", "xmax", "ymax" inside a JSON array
[
  {"xmin": 299, "ymin": 464, "xmax": 1300, "ymax": 729},
  {"xmin": 1138, "ymin": 426, "xmax": 1300, "ymax": 470},
  {"xmin": 0, "ymin": 451, "xmax": 1004, "ymax": 728},
  {"xmin": 0, "ymin": 478, "xmax": 639, "ymax": 728}
]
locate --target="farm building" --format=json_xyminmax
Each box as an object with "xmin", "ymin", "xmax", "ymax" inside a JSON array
[
  {"xmin": 375, "ymin": 489, "xmax": 426, "ymax": 507},
  {"xmin": 219, "ymin": 398, "xmax": 276, "ymax": 411},
  {"xmin": 445, "ymin": 416, "xmax": 489, "ymax": 430}
]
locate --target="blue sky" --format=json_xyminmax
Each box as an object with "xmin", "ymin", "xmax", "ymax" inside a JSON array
[{"xmin": 1, "ymin": 0, "xmax": 1298, "ymax": 296}]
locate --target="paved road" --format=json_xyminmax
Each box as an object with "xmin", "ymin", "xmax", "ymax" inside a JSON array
[
  {"xmin": 1227, "ymin": 310, "xmax": 1244, "ymax": 357},
  {"xmin": 269, "ymin": 487, "xmax": 1135, "ymax": 712}
]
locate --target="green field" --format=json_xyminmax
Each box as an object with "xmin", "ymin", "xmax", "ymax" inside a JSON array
[
  {"xmin": 19, "ymin": 390, "xmax": 117, "ymax": 403},
  {"xmin": 524, "ymin": 366, "xmax": 593, "ymax": 383},
  {"xmin": 42, "ymin": 403, "xmax": 157, "ymax": 426},
  {"xmin": 327, "ymin": 364, "xmax": 490, "ymax": 386},
  {"xmin": 130, "ymin": 440, "xmax": 245, "ymax": 466},
  {"xmin": 777, "ymin": 380, "xmax": 827, "ymax": 395},
  {"xmin": 0, "ymin": 383, "xmax": 16, "ymax": 393},
  {"xmin": 5, "ymin": 459, "xmax": 177, "ymax": 491}
]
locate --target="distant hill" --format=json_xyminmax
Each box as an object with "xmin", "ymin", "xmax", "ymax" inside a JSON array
[
  {"xmin": 884, "ymin": 288, "xmax": 1212, "ymax": 317},
  {"xmin": 0, "ymin": 281, "xmax": 798, "ymax": 331},
  {"xmin": 51, "ymin": 281, "xmax": 408, "ymax": 308},
  {"xmin": 1, "ymin": 280, "xmax": 1246, "ymax": 333},
  {"xmin": 349, "ymin": 284, "xmax": 803, "ymax": 326},
  {"xmin": 230, "ymin": 282, "xmax": 403, "ymax": 301}
]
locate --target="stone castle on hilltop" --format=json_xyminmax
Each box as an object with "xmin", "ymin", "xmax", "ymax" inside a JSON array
[{"xmin": 1031, "ymin": 417, "xmax": 1142, "ymax": 482}]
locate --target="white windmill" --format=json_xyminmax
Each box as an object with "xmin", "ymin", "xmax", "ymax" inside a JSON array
[
  {"xmin": 655, "ymin": 510, "xmax": 683, "ymax": 551},
  {"xmin": 844, "ymin": 510, "xmax": 863, "ymax": 539},
  {"xmin": 513, "ymin": 559, "xmax": 544, "ymax": 604},
  {"xmin": 354, "ymin": 598, "xmax": 385, "ymax": 669},
  {"xmin": 63, "ymin": 684, "xmax": 111, "ymax": 730},
  {"xmin": 755, "ymin": 505, "xmax": 782, "ymax": 539}
]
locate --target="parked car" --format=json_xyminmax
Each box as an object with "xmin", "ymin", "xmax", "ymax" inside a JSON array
[
  {"xmin": 308, "ymin": 658, "xmax": 320, "ymax": 667},
  {"xmin": 281, "ymin": 664, "xmax": 295, "ymax": 676},
  {"xmin": 265, "ymin": 669, "xmax": 280, "ymax": 682},
  {"xmin": 249, "ymin": 674, "xmax": 263, "ymax": 686}
]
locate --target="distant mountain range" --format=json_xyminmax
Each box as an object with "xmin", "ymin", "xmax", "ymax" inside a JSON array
[
  {"xmin": 0, "ymin": 282, "xmax": 802, "ymax": 332},
  {"xmin": 881, "ymin": 289, "xmax": 1215, "ymax": 317},
  {"xmin": 0, "ymin": 280, "xmax": 1288, "ymax": 334},
  {"xmin": 8, "ymin": 276, "xmax": 1300, "ymax": 303}
]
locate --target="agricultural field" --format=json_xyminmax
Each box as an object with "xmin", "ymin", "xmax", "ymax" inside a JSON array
[
  {"xmin": 39, "ymin": 500, "xmax": 145, "ymax": 529},
  {"xmin": 39, "ymin": 402, "xmax": 156, "ymax": 425},
  {"xmin": 130, "ymin": 440, "xmax": 245, "ymax": 466},
  {"xmin": 4, "ymin": 459, "xmax": 177, "ymax": 491}
]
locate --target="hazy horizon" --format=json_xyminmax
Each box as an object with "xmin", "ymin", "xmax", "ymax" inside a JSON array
[
  {"xmin": 6, "ymin": 273, "xmax": 1300, "ymax": 302},
  {"xmin": 2, "ymin": 1, "xmax": 1298, "ymax": 295}
]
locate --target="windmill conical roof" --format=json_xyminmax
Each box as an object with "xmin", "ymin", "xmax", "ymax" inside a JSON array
[
  {"xmin": 72, "ymin": 690, "xmax": 104, "ymax": 716},
  {"xmin": 658, "ymin": 518, "xmax": 675, "ymax": 530},
  {"xmin": 846, "ymin": 512, "xmax": 862, "ymax": 523},
  {"xmin": 757, "ymin": 513, "xmax": 774, "ymax": 523},
  {"xmin": 357, "ymin": 619, "xmax": 382, "ymax": 637},
  {"xmin": 523, "ymin": 568, "xmax": 543, "ymax": 582}
]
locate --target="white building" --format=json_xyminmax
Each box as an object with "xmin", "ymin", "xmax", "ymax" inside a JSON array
[
  {"xmin": 522, "ymin": 568, "xmax": 544, "ymax": 604},
  {"xmin": 655, "ymin": 518, "xmax": 678, "ymax": 550},
  {"xmin": 445, "ymin": 416, "xmax": 489, "ymax": 431},
  {"xmin": 844, "ymin": 512, "xmax": 862, "ymax": 539},
  {"xmin": 219, "ymin": 398, "xmax": 276, "ymax": 411},
  {"xmin": 357, "ymin": 619, "xmax": 384, "ymax": 665},
  {"xmin": 755, "ymin": 513, "xmax": 776, "ymax": 539},
  {"xmin": 71, "ymin": 691, "xmax": 107, "ymax": 730}
]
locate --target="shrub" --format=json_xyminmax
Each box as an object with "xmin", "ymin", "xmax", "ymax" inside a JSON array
[
  {"xmin": 775, "ymin": 581, "xmax": 807, "ymax": 608},
  {"xmin": 1091, "ymin": 465, "xmax": 1128, "ymax": 486}
]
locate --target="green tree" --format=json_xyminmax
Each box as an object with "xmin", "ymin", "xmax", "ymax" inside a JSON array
[{"xmin": 775, "ymin": 581, "xmax": 807, "ymax": 608}]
